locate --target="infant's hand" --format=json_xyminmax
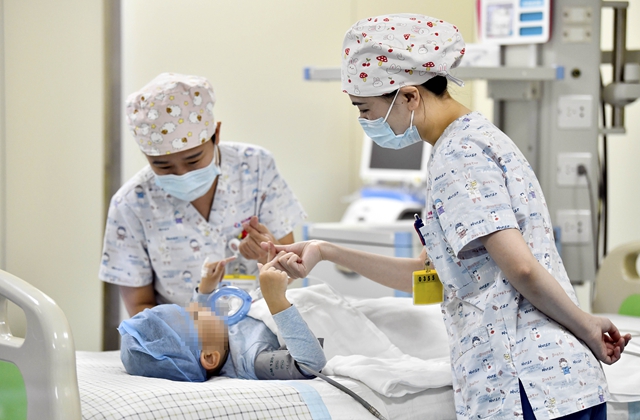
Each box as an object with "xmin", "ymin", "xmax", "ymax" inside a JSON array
[
  {"xmin": 259, "ymin": 264, "xmax": 289, "ymax": 293},
  {"xmin": 257, "ymin": 249, "xmax": 293, "ymax": 314},
  {"xmin": 199, "ymin": 256, "xmax": 236, "ymax": 294}
]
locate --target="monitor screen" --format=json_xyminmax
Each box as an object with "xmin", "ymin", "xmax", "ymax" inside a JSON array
[
  {"xmin": 360, "ymin": 135, "xmax": 431, "ymax": 185},
  {"xmin": 369, "ymin": 141, "xmax": 424, "ymax": 170}
]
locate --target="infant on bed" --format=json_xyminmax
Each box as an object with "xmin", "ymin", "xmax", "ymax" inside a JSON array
[{"xmin": 118, "ymin": 253, "xmax": 326, "ymax": 382}]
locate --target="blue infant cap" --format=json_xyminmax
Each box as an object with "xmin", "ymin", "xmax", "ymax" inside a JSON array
[{"xmin": 118, "ymin": 304, "xmax": 207, "ymax": 382}]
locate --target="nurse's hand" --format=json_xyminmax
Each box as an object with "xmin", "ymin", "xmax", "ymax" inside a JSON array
[
  {"xmin": 261, "ymin": 240, "xmax": 323, "ymax": 279},
  {"xmin": 581, "ymin": 315, "xmax": 632, "ymax": 365},
  {"xmin": 239, "ymin": 216, "xmax": 278, "ymax": 262}
]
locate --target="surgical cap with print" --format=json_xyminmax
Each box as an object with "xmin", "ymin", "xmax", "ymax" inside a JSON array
[
  {"xmin": 118, "ymin": 304, "xmax": 207, "ymax": 382},
  {"xmin": 125, "ymin": 72, "xmax": 216, "ymax": 156},
  {"xmin": 341, "ymin": 13, "xmax": 466, "ymax": 97}
]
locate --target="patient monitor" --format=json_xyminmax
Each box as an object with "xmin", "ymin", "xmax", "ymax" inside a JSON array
[
  {"xmin": 341, "ymin": 135, "xmax": 431, "ymax": 224},
  {"xmin": 359, "ymin": 134, "xmax": 430, "ymax": 186}
]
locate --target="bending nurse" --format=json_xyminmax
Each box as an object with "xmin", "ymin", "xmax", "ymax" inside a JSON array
[
  {"xmin": 269, "ymin": 14, "xmax": 630, "ymax": 420},
  {"xmin": 99, "ymin": 73, "xmax": 306, "ymax": 316}
]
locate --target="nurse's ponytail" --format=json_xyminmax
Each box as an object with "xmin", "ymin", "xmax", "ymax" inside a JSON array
[
  {"xmin": 422, "ymin": 76, "xmax": 447, "ymax": 97},
  {"xmin": 381, "ymin": 75, "xmax": 448, "ymax": 102}
]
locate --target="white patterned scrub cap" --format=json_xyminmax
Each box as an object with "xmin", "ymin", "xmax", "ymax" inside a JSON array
[
  {"xmin": 341, "ymin": 13, "xmax": 466, "ymax": 97},
  {"xmin": 126, "ymin": 73, "xmax": 216, "ymax": 156}
]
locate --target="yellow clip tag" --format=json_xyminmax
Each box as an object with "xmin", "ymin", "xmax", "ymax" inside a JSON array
[
  {"xmin": 222, "ymin": 274, "xmax": 257, "ymax": 293},
  {"xmin": 413, "ymin": 269, "xmax": 443, "ymax": 305}
]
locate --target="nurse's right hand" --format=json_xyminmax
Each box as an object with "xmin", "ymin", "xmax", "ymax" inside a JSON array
[{"xmin": 261, "ymin": 240, "xmax": 323, "ymax": 279}]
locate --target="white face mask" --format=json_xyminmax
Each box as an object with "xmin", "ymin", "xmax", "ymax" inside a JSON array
[
  {"xmin": 358, "ymin": 90, "xmax": 423, "ymax": 149},
  {"xmin": 154, "ymin": 152, "xmax": 221, "ymax": 202}
]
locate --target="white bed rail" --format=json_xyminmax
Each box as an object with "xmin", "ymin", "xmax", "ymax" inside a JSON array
[
  {"xmin": 593, "ymin": 241, "xmax": 640, "ymax": 315},
  {"xmin": 0, "ymin": 269, "xmax": 81, "ymax": 419}
]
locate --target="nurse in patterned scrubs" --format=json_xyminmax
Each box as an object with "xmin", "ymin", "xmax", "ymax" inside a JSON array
[
  {"xmin": 100, "ymin": 73, "xmax": 306, "ymax": 316},
  {"xmin": 270, "ymin": 14, "xmax": 631, "ymax": 420}
]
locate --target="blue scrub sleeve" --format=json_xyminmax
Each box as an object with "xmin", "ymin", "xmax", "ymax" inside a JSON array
[
  {"xmin": 193, "ymin": 288, "xmax": 214, "ymax": 306},
  {"xmin": 430, "ymin": 135, "xmax": 519, "ymax": 256}
]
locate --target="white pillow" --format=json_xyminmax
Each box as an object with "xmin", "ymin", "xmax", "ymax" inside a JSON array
[{"xmin": 349, "ymin": 297, "xmax": 450, "ymax": 360}]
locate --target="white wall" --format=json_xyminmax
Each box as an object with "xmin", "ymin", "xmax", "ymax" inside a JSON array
[
  {"xmin": 121, "ymin": 0, "xmax": 477, "ymax": 228},
  {"xmin": 3, "ymin": 0, "xmax": 105, "ymax": 350}
]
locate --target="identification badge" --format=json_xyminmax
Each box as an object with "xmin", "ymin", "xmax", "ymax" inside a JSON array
[
  {"xmin": 222, "ymin": 273, "xmax": 257, "ymax": 293},
  {"xmin": 413, "ymin": 268, "xmax": 443, "ymax": 305}
]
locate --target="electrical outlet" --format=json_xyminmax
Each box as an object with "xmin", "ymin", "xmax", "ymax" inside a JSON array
[
  {"xmin": 557, "ymin": 152, "xmax": 591, "ymax": 186},
  {"xmin": 556, "ymin": 210, "xmax": 591, "ymax": 244},
  {"xmin": 557, "ymin": 95, "xmax": 593, "ymax": 129}
]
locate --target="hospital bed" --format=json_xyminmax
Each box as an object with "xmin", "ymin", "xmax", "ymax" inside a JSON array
[
  {"xmin": 591, "ymin": 241, "xmax": 640, "ymax": 419},
  {"xmin": 2, "ymin": 251, "xmax": 640, "ymax": 420},
  {"xmin": 0, "ymin": 269, "xmax": 455, "ymax": 420}
]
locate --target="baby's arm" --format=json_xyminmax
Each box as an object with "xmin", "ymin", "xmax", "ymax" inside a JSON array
[
  {"xmin": 257, "ymin": 255, "xmax": 326, "ymax": 375},
  {"xmin": 481, "ymin": 228, "xmax": 631, "ymax": 365}
]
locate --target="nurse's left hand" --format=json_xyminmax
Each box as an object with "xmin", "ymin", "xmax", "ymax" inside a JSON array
[
  {"xmin": 582, "ymin": 315, "xmax": 632, "ymax": 365},
  {"xmin": 239, "ymin": 216, "xmax": 277, "ymax": 263}
]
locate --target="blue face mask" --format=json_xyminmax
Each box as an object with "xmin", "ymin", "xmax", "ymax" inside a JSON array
[
  {"xmin": 154, "ymin": 151, "xmax": 221, "ymax": 202},
  {"xmin": 358, "ymin": 90, "xmax": 423, "ymax": 149}
]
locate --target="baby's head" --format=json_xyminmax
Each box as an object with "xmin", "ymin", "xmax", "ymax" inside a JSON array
[{"xmin": 118, "ymin": 303, "xmax": 228, "ymax": 382}]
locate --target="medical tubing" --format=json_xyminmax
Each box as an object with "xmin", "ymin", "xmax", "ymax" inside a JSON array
[
  {"xmin": 579, "ymin": 161, "xmax": 600, "ymax": 306},
  {"xmin": 578, "ymin": 164, "xmax": 600, "ymax": 308},
  {"xmin": 209, "ymin": 286, "xmax": 252, "ymax": 325},
  {"xmin": 297, "ymin": 363, "xmax": 388, "ymax": 420},
  {"xmin": 599, "ymin": 71, "xmax": 608, "ymax": 257},
  {"xmin": 577, "ymin": 164, "xmax": 599, "ymax": 273}
]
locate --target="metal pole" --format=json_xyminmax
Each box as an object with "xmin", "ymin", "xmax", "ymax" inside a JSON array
[
  {"xmin": 0, "ymin": 0, "xmax": 6, "ymax": 271},
  {"xmin": 611, "ymin": 3, "xmax": 627, "ymax": 128},
  {"xmin": 102, "ymin": 0, "xmax": 122, "ymax": 351}
]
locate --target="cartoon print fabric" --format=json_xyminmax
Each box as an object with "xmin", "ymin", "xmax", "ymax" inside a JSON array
[
  {"xmin": 126, "ymin": 73, "xmax": 216, "ymax": 156},
  {"xmin": 341, "ymin": 13, "xmax": 466, "ymax": 97},
  {"xmin": 99, "ymin": 142, "xmax": 306, "ymax": 306},
  {"xmin": 421, "ymin": 112, "xmax": 609, "ymax": 419}
]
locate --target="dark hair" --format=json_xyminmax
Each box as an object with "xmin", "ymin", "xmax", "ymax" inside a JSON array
[
  {"xmin": 381, "ymin": 75, "xmax": 448, "ymax": 100},
  {"xmin": 422, "ymin": 75, "xmax": 448, "ymax": 97}
]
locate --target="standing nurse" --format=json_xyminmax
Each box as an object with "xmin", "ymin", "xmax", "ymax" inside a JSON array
[
  {"xmin": 100, "ymin": 73, "xmax": 306, "ymax": 316},
  {"xmin": 269, "ymin": 14, "xmax": 630, "ymax": 420}
]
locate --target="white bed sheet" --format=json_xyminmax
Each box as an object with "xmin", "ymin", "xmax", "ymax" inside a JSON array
[
  {"xmin": 304, "ymin": 376, "xmax": 455, "ymax": 420},
  {"xmin": 76, "ymin": 351, "xmax": 456, "ymax": 420},
  {"xmin": 249, "ymin": 284, "xmax": 454, "ymax": 399},
  {"xmin": 78, "ymin": 284, "xmax": 459, "ymax": 419}
]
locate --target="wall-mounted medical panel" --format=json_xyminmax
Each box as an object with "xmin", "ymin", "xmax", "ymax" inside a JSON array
[{"xmin": 477, "ymin": 0, "xmax": 551, "ymax": 45}]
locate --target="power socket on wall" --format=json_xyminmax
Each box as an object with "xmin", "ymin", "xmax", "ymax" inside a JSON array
[
  {"xmin": 557, "ymin": 153, "xmax": 591, "ymax": 187},
  {"xmin": 557, "ymin": 95, "xmax": 593, "ymax": 129},
  {"xmin": 556, "ymin": 210, "xmax": 592, "ymax": 244}
]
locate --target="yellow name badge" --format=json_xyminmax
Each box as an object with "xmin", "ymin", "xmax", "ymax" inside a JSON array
[
  {"xmin": 413, "ymin": 269, "xmax": 443, "ymax": 305},
  {"xmin": 222, "ymin": 274, "xmax": 257, "ymax": 293}
]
